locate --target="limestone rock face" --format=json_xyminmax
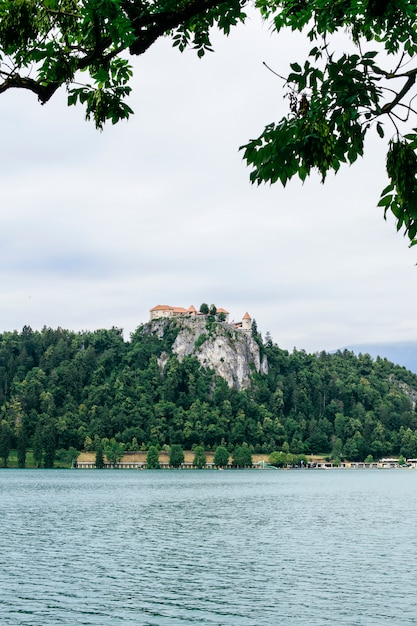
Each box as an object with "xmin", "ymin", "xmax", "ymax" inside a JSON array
[
  {"xmin": 145, "ymin": 316, "xmax": 268, "ymax": 390},
  {"xmin": 390, "ymin": 376, "xmax": 417, "ymax": 410}
]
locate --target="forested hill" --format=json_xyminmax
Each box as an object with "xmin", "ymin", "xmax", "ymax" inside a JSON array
[{"xmin": 1, "ymin": 320, "xmax": 417, "ymax": 467}]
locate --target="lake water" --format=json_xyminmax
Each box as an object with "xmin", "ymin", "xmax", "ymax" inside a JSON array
[{"xmin": 0, "ymin": 469, "xmax": 416, "ymax": 626}]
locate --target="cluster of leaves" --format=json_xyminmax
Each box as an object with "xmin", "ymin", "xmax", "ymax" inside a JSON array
[
  {"xmin": 231, "ymin": 442, "xmax": 252, "ymax": 466},
  {"xmin": 0, "ymin": 0, "xmax": 247, "ymax": 128},
  {"xmin": 1, "ymin": 319, "xmax": 417, "ymax": 467},
  {"xmin": 379, "ymin": 136, "xmax": 417, "ymax": 242},
  {"xmin": 67, "ymin": 58, "xmax": 134, "ymax": 129},
  {"xmin": 241, "ymin": 51, "xmax": 381, "ymax": 185},
  {"xmin": 3, "ymin": 0, "xmax": 417, "ymax": 242},
  {"xmin": 268, "ymin": 450, "xmax": 307, "ymax": 467},
  {"xmin": 240, "ymin": 0, "xmax": 417, "ymax": 245}
]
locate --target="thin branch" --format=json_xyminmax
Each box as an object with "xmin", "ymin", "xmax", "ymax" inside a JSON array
[
  {"xmin": 390, "ymin": 110, "xmax": 411, "ymax": 123},
  {"xmin": 392, "ymin": 51, "xmax": 406, "ymax": 76},
  {"xmin": 262, "ymin": 61, "xmax": 287, "ymax": 82},
  {"xmin": 45, "ymin": 8, "xmax": 80, "ymax": 19},
  {"xmin": 387, "ymin": 111, "xmax": 400, "ymax": 135},
  {"xmin": 388, "ymin": 99, "xmax": 417, "ymax": 121},
  {"xmin": 381, "ymin": 71, "xmax": 417, "ymax": 114},
  {"xmin": 408, "ymin": 92, "xmax": 417, "ymax": 110}
]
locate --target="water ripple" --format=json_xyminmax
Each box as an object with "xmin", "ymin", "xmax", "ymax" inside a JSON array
[{"xmin": 1, "ymin": 469, "xmax": 416, "ymax": 625}]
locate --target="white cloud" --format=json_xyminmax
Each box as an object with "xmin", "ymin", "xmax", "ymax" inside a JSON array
[{"xmin": 1, "ymin": 11, "xmax": 416, "ymax": 353}]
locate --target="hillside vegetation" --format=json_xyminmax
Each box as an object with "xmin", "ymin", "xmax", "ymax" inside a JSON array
[{"xmin": 1, "ymin": 319, "xmax": 417, "ymax": 467}]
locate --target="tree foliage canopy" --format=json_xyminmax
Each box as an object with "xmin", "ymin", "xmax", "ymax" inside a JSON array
[
  {"xmin": 0, "ymin": 0, "xmax": 246, "ymax": 128},
  {"xmin": 169, "ymin": 443, "xmax": 185, "ymax": 467},
  {"xmin": 1, "ymin": 322, "xmax": 417, "ymax": 464},
  {"xmin": 2, "ymin": 0, "xmax": 417, "ymax": 242},
  {"xmin": 240, "ymin": 0, "xmax": 417, "ymax": 246},
  {"xmin": 213, "ymin": 445, "xmax": 229, "ymax": 467},
  {"xmin": 193, "ymin": 444, "xmax": 207, "ymax": 467}
]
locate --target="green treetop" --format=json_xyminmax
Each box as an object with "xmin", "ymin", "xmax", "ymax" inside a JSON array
[
  {"xmin": 146, "ymin": 445, "xmax": 160, "ymax": 469},
  {"xmin": 104, "ymin": 438, "xmax": 125, "ymax": 465},
  {"xmin": 0, "ymin": 419, "xmax": 12, "ymax": 468},
  {"xmin": 232, "ymin": 443, "xmax": 252, "ymax": 467},
  {"xmin": 1, "ymin": 325, "xmax": 417, "ymax": 465},
  {"xmin": 95, "ymin": 440, "xmax": 105, "ymax": 469},
  {"xmin": 169, "ymin": 444, "xmax": 185, "ymax": 468},
  {"xmin": 213, "ymin": 445, "xmax": 229, "ymax": 468},
  {"xmin": 193, "ymin": 445, "xmax": 207, "ymax": 468}
]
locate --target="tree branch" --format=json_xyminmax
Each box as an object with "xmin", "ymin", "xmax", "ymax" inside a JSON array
[
  {"xmin": 0, "ymin": 0, "xmax": 239, "ymax": 102},
  {"xmin": 380, "ymin": 70, "xmax": 417, "ymax": 115},
  {"xmin": 129, "ymin": 0, "xmax": 239, "ymax": 54},
  {"xmin": 0, "ymin": 74, "xmax": 60, "ymax": 103}
]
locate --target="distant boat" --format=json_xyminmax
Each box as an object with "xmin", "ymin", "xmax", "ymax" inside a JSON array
[{"xmin": 257, "ymin": 460, "xmax": 278, "ymax": 469}]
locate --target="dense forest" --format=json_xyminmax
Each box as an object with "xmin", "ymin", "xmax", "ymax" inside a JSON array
[{"xmin": 1, "ymin": 319, "xmax": 417, "ymax": 467}]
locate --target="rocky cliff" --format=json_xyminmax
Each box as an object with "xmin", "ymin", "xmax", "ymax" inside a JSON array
[{"xmin": 144, "ymin": 316, "xmax": 268, "ymax": 390}]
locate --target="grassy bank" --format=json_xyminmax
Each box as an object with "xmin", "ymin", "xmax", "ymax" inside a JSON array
[{"xmin": 3, "ymin": 450, "xmax": 74, "ymax": 469}]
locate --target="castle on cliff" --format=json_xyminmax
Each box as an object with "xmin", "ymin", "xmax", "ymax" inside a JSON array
[{"xmin": 149, "ymin": 304, "xmax": 252, "ymax": 331}]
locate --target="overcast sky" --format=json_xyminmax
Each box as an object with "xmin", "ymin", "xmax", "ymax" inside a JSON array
[{"xmin": 1, "ymin": 11, "xmax": 416, "ymax": 353}]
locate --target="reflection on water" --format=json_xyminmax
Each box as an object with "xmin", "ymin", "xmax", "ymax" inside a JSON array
[{"xmin": 0, "ymin": 469, "xmax": 416, "ymax": 625}]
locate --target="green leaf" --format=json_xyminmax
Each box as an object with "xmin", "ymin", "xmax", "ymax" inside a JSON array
[
  {"xmin": 380, "ymin": 184, "xmax": 394, "ymax": 195},
  {"xmin": 377, "ymin": 195, "xmax": 393, "ymax": 207},
  {"xmin": 408, "ymin": 223, "xmax": 417, "ymax": 240},
  {"xmin": 391, "ymin": 203, "xmax": 404, "ymax": 219}
]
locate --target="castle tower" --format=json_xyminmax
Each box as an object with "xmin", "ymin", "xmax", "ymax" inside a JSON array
[{"xmin": 242, "ymin": 312, "xmax": 252, "ymax": 331}]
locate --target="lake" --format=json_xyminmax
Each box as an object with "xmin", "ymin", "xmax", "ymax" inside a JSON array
[{"xmin": 0, "ymin": 469, "xmax": 416, "ymax": 625}]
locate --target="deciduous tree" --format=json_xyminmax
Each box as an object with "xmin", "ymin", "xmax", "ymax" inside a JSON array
[
  {"xmin": 169, "ymin": 443, "xmax": 184, "ymax": 468},
  {"xmin": 16, "ymin": 419, "xmax": 28, "ymax": 468},
  {"xmin": 43, "ymin": 418, "xmax": 57, "ymax": 468},
  {"xmin": 232, "ymin": 443, "xmax": 252, "ymax": 467},
  {"xmin": 32, "ymin": 421, "xmax": 44, "ymax": 468},
  {"xmin": 213, "ymin": 445, "xmax": 229, "ymax": 468},
  {"xmin": 2, "ymin": 1, "xmax": 417, "ymax": 242},
  {"xmin": 0, "ymin": 419, "xmax": 12, "ymax": 467},
  {"xmin": 104, "ymin": 438, "xmax": 125, "ymax": 465},
  {"xmin": 146, "ymin": 445, "xmax": 160, "ymax": 469},
  {"xmin": 0, "ymin": 0, "xmax": 246, "ymax": 128},
  {"xmin": 239, "ymin": 0, "xmax": 417, "ymax": 246},
  {"xmin": 193, "ymin": 445, "xmax": 206, "ymax": 468},
  {"xmin": 95, "ymin": 440, "xmax": 105, "ymax": 469}
]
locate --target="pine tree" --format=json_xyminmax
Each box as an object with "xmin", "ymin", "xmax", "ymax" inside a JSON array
[
  {"xmin": 169, "ymin": 444, "xmax": 184, "ymax": 468},
  {"xmin": 213, "ymin": 445, "xmax": 229, "ymax": 468},
  {"xmin": 16, "ymin": 420, "xmax": 28, "ymax": 468},
  {"xmin": 95, "ymin": 441, "xmax": 105, "ymax": 469},
  {"xmin": 32, "ymin": 422, "xmax": 44, "ymax": 468},
  {"xmin": 146, "ymin": 446, "xmax": 160, "ymax": 469},
  {"xmin": 43, "ymin": 419, "xmax": 57, "ymax": 468},
  {"xmin": 0, "ymin": 420, "xmax": 12, "ymax": 468},
  {"xmin": 193, "ymin": 446, "xmax": 206, "ymax": 468}
]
